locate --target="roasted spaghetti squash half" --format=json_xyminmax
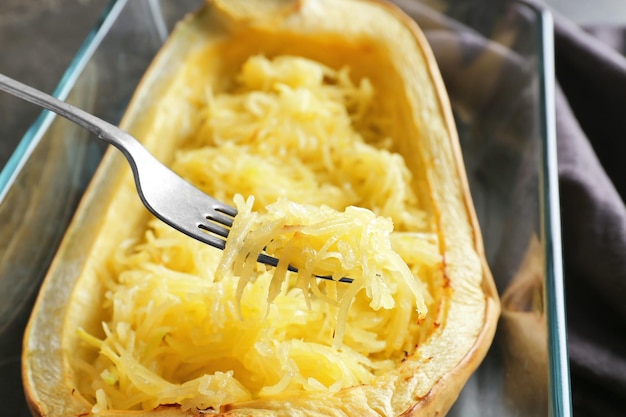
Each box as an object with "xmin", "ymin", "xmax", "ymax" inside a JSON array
[{"xmin": 23, "ymin": 1, "xmax": 500, "ymax": 416}]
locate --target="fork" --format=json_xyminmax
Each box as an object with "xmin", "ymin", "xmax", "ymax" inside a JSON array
[{"xmin": 0, "ymin": 73, "xmax": 352, "ymax": 283}]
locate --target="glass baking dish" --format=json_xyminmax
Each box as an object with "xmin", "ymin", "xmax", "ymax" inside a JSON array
[{"xmin": 0, "ymin": 0, "xmax": 571, "ymax": 415}]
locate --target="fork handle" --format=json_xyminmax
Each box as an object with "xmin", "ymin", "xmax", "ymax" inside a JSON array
[{"xmin": 0, "ymin": 73, "xmax": 148, "ymax": 168}]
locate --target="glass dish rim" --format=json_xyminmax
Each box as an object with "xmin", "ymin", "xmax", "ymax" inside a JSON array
[{"xmin": 527, "ymin": 2, "xmax": 573, "ymax": 415}]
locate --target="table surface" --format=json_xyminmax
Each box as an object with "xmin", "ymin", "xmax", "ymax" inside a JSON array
[{"xmin": 546, "ymin": 0, "xmax": 626, "ymax": 25}]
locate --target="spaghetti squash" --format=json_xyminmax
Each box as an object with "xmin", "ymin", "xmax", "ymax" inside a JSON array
[{"xmin": 22, "ymin": 1, "xmax": 500, "ymax": 416}]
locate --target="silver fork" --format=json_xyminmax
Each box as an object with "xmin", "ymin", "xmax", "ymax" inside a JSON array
[{"xmin": 0, "ymin": 73, "xmax": 352, "ymax": 283}]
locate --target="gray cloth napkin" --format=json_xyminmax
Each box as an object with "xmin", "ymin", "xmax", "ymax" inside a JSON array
[{"xmin": 553, "ymin": 12, "xmax": 626, "ymax": 417}]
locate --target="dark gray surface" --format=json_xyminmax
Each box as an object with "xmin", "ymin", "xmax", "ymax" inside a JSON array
[{"xmin": 0, "ymin": 0, "xmax": 109, "ymax": 171}]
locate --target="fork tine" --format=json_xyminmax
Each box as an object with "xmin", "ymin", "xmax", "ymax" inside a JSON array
[
  {"xmin": 198, "ymin": 219, "xmax": 231, "ymax": 238},
  {"xmin": 256, "ymin": 253, "xmax": 354, "ymax": 283},
  {"xmin": 195, "ymin": 223, "xmax": 352, "ymax": 283},
  {"xmin": 192, "ymin": 213, "xmax": 229, "ymax": 250},
  {"xmin": 207, "ymin": 210, "xmax": 235, "ymax": 228},
  {"xmin": 215, "ymin": 205, "xmax": 238, "ymax": 217}
]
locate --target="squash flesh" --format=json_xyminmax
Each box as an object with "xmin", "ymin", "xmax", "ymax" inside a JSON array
[{"xmin": 73, "ymin": 53, "xmax": 444, "ymax": 413}]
